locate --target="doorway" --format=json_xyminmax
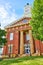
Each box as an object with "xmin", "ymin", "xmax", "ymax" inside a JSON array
[{"xmin": 24, "ymin": 44, "xmax": 30, "ymax": 54}]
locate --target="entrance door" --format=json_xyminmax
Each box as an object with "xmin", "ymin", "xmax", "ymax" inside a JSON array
[{"xmin": 24, "ymin": 44, "xmax": 30, "ymax": 54}]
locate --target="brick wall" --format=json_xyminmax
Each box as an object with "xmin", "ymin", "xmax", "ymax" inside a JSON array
[{"xmin": 35, "ymin": 40, "xmax": 43, "ymax": 54}]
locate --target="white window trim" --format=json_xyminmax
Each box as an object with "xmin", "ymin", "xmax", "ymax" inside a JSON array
[
  {"xmin": 10, "ymin": 33, "xmax": 13, "ymax": 40},
  {"xmin": 26, "ymin": 34, "xmax": 30, "ymax": 40},
  {"xmin": 8, "ymin": 44, "xmax": 13, "ymax": 53}
]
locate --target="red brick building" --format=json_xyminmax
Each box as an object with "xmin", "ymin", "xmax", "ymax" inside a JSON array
[{"xmin": 3, "ymin": 3, "xmax": 43, "ymax": 57}]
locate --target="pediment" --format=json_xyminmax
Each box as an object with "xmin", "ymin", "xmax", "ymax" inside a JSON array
[{"xmin": 5, "ymin": 17, "xmax": 31, "ymax": 28}]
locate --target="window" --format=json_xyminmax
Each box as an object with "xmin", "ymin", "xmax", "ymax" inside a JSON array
[
  {"xmin": 10, "ymin": 33, "xmax": 13, "ymax": 40},
  {"xmin": 26, "ymin": 34, "xmax": 30, "ymax": 40},
  {"xmin": 8, "ymin": 44, "xmax": 13, "ymax": 53},
  {"xmin": 23, "ymin": 19, "xmax": 28, "ymax": 23}
]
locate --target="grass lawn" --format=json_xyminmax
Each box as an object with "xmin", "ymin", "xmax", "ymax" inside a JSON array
[{"xmin": 0, "ymin": 56, "xmax": 43, "ymax": 65}]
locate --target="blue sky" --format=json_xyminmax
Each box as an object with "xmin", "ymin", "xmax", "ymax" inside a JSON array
[{"xmin": 0, "ymin": 0, "xmax": 34, "ymax": 28}]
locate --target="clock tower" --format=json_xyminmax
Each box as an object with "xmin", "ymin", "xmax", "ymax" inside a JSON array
[{"xmin": 24, "ymin": 3, "xmax": 31, "ymax": 17}]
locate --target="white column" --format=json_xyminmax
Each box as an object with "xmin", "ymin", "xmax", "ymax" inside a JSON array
[
  {"xmin": 20, "ymin": 31, "xmax": 24, "ymax": 54},
  {"xmin": 29, "ymin": 30, "xmax": 34, "ymax": 55}
]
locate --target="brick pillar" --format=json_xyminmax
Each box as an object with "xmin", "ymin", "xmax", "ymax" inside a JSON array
[
  {"xmin": 29, "ymin": 30, "xmax": 34, "ymax": 55},
  {"xmin": 20, "ymin": 31, "xmax": 24, "ymax": 54}
]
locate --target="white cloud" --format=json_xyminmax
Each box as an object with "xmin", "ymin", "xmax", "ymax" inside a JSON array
[
  {"xmin": 5, "ymin": 2, "xmax": 12, "ymax": 9},
  {"xmin": 0, "ymin": 2, "xmax": 17, "ymax": 29},
  {"xmin": 0, "ymin": 6, "xmax": 8, "ymax": 19}
]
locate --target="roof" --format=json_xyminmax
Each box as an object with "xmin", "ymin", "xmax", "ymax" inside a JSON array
[{"xmin": 5, "ymin": 16, "xmax": 31, "ymax": 29}]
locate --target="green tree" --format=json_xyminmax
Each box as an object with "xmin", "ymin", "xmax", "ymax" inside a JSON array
[
  {"xmin": 0, "ymin": 29, "xmax": 7, "ymax": 47},
  {"xmin": 30, "ymin": 0, "xmax": 43, "ymax": 41}
]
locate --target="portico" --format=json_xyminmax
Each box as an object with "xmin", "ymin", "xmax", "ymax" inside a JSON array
[{"xmin": 20, "ymin": 29, "xmax": 34, "ymax": 55}]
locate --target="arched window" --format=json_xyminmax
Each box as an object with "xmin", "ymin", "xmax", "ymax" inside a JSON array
[{"xmin": 23, "ymin": 19, "xmax": 28, "ymax": 23}]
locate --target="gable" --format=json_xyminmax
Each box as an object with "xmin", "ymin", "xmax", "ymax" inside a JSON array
[
  {"xmin": 5, "ymin": 17, "xmax": 31, "ymax": 28},
  {"xmin": 13, "ymin": 18, "xmax": 30, "ymax": 25}
]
